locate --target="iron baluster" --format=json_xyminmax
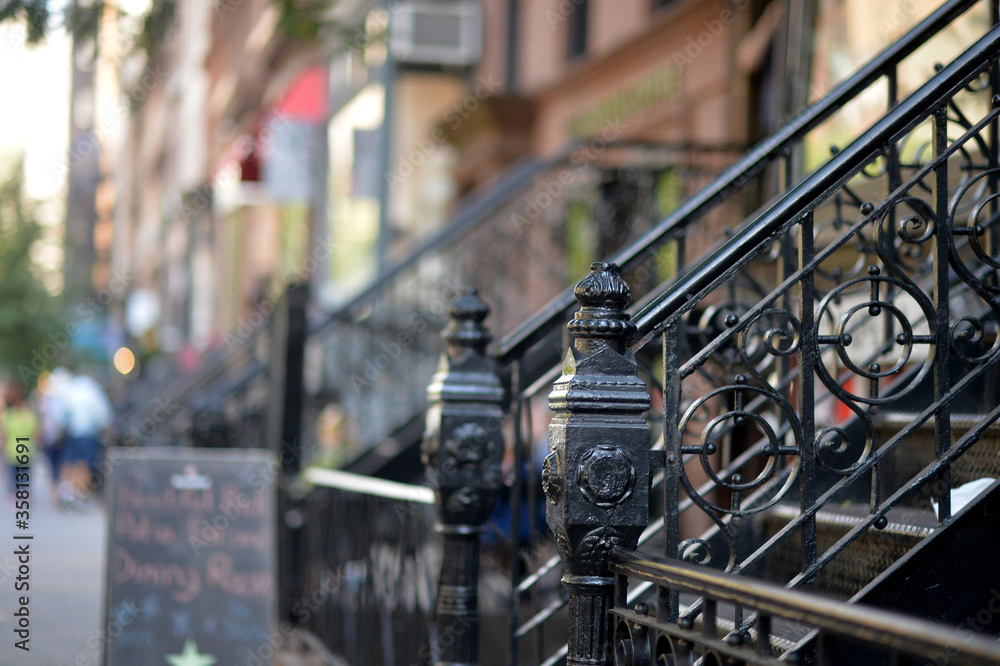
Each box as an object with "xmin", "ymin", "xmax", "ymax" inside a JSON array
[
  {"xmin": 989, "ymin": 0, "xmax": 999, "ymax": 420},
  {"xmin": 779, "ymin": 206, "xmax": 797, "ymax": 401},
  {"xmin": 798, "ymin": 212, "xmax": 818, "ymax": 572},
  {"xmin": 703, "ymin": 598, "xmax": 717, "ymax": 640},
  {"xmin": 756, "ymin": 612, "xmax": 772, "ymax": 657},
  {"xmin": 509, "ymin": 359, "xmax": 523, "ymax": 666},
  {"xmin": 545, "ymin": 262, "xmax": 651, "ymax": 665},
  {"xmin": 885, "ymin": 65, "xmax": 902, "ymax": 378},
  {"xmin": 423, "ymin": 289, "xmax": 505, "ymax": 666},
  {"xmin": 933, "ymin": 106, "xmax": 953, "ymax": 523},
  {"xmin": 275, "ymin": 283, "xmax": 309, "ymax": 623},
  {"xmin": 662, "ymin": 321, "xmax": 683, "ymax": 623}
]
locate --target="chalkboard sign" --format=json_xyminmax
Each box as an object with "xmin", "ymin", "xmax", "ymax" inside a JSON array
[{"xmin": 102, "ymin": 447, "xmax": 277, "ymax": 666}]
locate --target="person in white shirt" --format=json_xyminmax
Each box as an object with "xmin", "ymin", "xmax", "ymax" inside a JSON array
[{"xmin": 55, "ymin": 372, "xmax": 112, "ymax": 507}]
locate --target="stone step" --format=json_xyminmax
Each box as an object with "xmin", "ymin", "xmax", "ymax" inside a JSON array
[
  {"xmin": 276, "ymin": 653, "xmax": 328, "ymax": 666},
  {"xmin": 754, "ymin": 502, "xmax": 937, "ymax": 600},
  {"xmin": 876, "ymin": 412, "xmax": 1000, "ymax": 508}
]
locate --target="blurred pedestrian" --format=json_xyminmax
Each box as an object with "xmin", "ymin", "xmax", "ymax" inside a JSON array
[
  {"xmin": 38, "ymin": 368, "xmax": 71, "ymax": 503},
  {"xmin": 56, "ymin": 372, "xmax": 113, "ymax": 508},
  {"xmin": 3, "ymin": 381, "xmax": 39, "ymax": 509}
]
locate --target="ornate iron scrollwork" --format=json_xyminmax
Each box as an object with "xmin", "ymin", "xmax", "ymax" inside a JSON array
[{"xmin": 614, "ymin": 609, "xmax": 652, "ymax": 666}]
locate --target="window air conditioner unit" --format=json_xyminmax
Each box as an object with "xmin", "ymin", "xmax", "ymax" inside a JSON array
[{"xmin": 389, "ymin": 1, "xmax": 482, "ymax": 66}]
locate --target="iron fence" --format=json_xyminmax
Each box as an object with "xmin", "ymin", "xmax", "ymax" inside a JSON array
[{"xmin": 297, "ymin": 468, "xmax": 439, "ymax": 665}]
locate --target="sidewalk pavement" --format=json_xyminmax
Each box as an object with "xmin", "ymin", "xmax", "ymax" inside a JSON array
[{"xmin": 0, "ymin": 463, "xmax": 105, "ymax": 666}]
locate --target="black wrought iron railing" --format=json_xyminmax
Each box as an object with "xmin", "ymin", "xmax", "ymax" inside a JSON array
[
  {"xmin": 498, "ymin": 0, "xmax": 995, "ymax": 374},
  {"xmin": 536, "ymin": 8, "xmax": 1000, "ymax": 665},
  {"xmin": 644, "ymin": 18, "xmax": 1000, "ymax": 572},
  {"xmin": 500, "ymin": 2, "xmax": 1000, "ymax": 663}
]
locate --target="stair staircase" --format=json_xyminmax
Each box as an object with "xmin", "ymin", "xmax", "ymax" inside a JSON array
[
  {"xmin": 119, "ymin": 1, "xmax": 1000, "ymax": 663},
  {"xmin": 496, "ymin": 1, "xmax": 1000, "ymax": 664},
  {"xmin": 750, "ymin": 386, "xmax": 1000, "ymax": 602},
  {"xmin": 855, "ymin": 477, "xmax": 1000, "ymax": 626}
]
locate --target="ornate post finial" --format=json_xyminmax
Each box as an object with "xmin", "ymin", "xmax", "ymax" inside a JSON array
[
  {"xmin": 545, "ymin": 263, "xmax": 650, "ymax": 666},
  {"xmin": 442, "ymin": 287, "xmax": 493, "ymax": 355},
  {"xmin": 568, "ymin": 262, "xmax": 637, "ymax": 353},
  {"xmin": 422, "ymin": 288, "xmax": 504, "ymax": 666},
  {"xmin": 573, "ymin": 261, "xmax": 632, "ymax": 309}
]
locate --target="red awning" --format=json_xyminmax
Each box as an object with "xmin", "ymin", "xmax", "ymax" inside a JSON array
[{"xmin": 273, "ymin": 65, "xmax": 329, "ymax": 124}]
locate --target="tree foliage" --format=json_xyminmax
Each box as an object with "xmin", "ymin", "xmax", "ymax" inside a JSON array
[
  {"xmin": 0, "ymin": 162, "xmax": 62, "ymax": 380},
  {"xmin": 275, "ymin": 0, "xmax": 329, "ymax": 43},
  {"xmin": 2, "ymin": 0, "xmax": 363, "ymax": 59},
  {"xmin": 133, "ymin": 0, "xmax": 174, "ymax": 58},
  {"xmin": 0, "ymin": 0, "xmax": 49, "ymax": 43},
  {"xmin": 1, "ymin": 0, "xmax": 101, "ymax": 44},
  {"xmin": 0, "ymin": 0, "xmax": 172, "ymax": 55}
]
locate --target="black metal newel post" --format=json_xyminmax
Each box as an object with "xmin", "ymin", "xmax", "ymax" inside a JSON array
[
  {"xmin": 281, "ymin": 281, "xmax": 310, "ymax": 472},
  {"xmin": 544, "ymin": 262, "xmax": 651, "ymax": 666},
  {"xmin": 276, "ymin": 281, "xmax": 309, "ymax": 624},
  {"xmin": 423, "ymin": 288, "xmax": 505, "ymax": 666}
]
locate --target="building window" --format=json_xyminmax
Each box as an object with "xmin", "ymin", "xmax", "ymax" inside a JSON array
[{"xmin": 567, "ymin": 0, "xmax": 588, "ymax": 59}]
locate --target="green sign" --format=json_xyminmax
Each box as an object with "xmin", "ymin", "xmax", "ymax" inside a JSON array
[{"xmin": 568, "ymin": 64, "xmax": 681, "ymax": 137}]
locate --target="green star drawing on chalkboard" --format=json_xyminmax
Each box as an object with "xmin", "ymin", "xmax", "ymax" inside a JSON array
[{"xmin": 165, "ymin": 639, "xmax": 218, "ymax": 666}]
